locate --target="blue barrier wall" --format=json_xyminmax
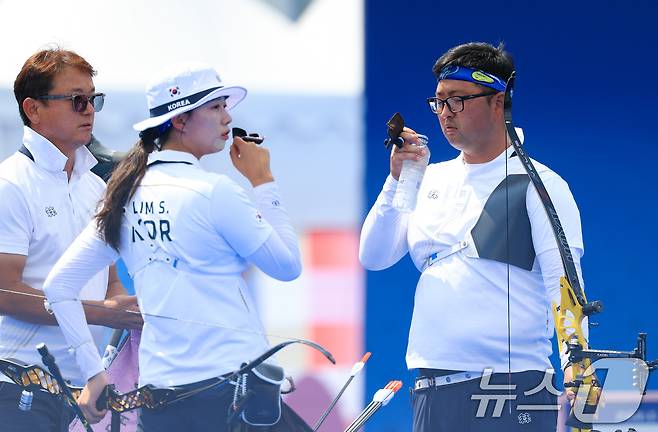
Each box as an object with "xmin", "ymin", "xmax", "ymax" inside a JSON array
[{"xmin": 364, "ymin": 1, "xmax": 658, "ymax": 430}]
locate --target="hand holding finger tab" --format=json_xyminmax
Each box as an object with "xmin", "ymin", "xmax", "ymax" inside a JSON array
[{"xmin": 232, "ymin": 127, "xmax": 264, "ymax": 144}]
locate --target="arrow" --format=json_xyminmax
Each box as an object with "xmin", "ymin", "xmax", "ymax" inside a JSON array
[
  {"xmin": 314, "ymin": 352, "xmax": 371, "ymax": 431},
  {"xmin": 343, "ymin": 380, "xmax": 402, "ymax": 432}
]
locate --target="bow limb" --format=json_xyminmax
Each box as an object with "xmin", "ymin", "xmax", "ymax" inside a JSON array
[
  {"xmin": 503, "ymin": 73, "xmax": 589, "ymax": 303},
  {"xmin": 0, "ymin": 357, "xmax": 83, "ymax": 398},
  {"xmin": 234, "ymin": 339, "xmax": 336, "ymax": 377},
  {"xmin": 503, "ymin": 72, "xmax": 601, "ymax": 431}
]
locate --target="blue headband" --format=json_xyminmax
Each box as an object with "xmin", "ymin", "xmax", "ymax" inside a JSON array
[{"xmin": 438, "ymin": 65, "xmax": 506, "ymax": 92}]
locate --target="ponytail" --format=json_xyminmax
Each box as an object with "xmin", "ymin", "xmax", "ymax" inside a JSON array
[{"xmin": 96, "ymin": 126, "xmax": 168, "ymax": 250}]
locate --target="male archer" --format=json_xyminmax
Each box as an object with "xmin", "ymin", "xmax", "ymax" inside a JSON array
[
  {"xmin": 0, "ymin": 48, "xmax": 142, "ymax": 431},
  {"xmin": 359, "ymin": 41, "xmax": 586, "ymax": 431}
]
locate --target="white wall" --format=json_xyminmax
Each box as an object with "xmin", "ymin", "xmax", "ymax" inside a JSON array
[
  {"xmin": 0, "ymin": 0, "xmax": 362, "ymax": 94},
  {"xmin": 0, "ymin": 0, "xmax": 364, "ymax": 227}
]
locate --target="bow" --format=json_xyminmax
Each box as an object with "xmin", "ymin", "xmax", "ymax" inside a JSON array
[
  {"xmin": 1, "ymin": 338, "xmax": 334, "ymax": 432},
  {"xmin": 94, "ymin": 339, "xmax": 335, "ymax": 423},
  {"xmin": 503, "ymin": 71, "xmax": 656, "ymax": 431},
  {"xmin": 0, "ymin": 287, "xmax": 337, "ymax": 430}
]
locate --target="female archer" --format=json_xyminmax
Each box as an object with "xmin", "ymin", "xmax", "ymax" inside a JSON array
[{"xmin": 43, "ymin": 63, "xmax": 311, "ymax": 431}]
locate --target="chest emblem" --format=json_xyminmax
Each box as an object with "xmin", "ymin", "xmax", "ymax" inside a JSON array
[
  {"xmin": 44, "ymin": 206, "xmax": 58, "ymax": 217},
  {"xmin": 427, "ymin": 190, "xmax": 439, "ymax": 200}
]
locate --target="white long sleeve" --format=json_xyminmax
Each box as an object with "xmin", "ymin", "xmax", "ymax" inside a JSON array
[
  {"xmin": 359, "ymin": 175, "xmax": 410, "ymax": 270},
  {"xmin": 43, "ymin": 223, "xmax": 119, "ymax": 380},
  {"xmin": 536, "ymin": 247, "xmax": 588, "ymax": 370},
  {"xmin": 247, "ymin": 182, "xmax": 302, "ymax": 281}
]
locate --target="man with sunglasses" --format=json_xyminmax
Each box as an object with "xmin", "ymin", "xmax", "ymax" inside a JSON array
[
  {"xmin": 0, "ymin": 48, "xmax": 142, "ymax": 431},
  {"xmin": 360, "ymin": 42, "xmax": 585, "ymax": 431}
]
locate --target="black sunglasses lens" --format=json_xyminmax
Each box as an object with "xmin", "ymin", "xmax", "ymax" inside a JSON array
[{"xmin": 72, "ymin": 95, "xmax": 88, "ymax": 112}]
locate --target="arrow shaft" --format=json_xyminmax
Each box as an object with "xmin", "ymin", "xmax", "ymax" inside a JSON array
[{"xmin": 313, "ymin": 376, "xmax": 355, "ymax": 431}]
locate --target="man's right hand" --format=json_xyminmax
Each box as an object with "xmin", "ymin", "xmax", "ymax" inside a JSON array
[
  {"xmin": 390, "ymin": 127, "xmax": 429, "ymax": 180},
  {"xmin": 99, "ymin": 295, "xmax": 143, "ymax": 330}
]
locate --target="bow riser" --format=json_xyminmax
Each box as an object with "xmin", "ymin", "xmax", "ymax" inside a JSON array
[{"xmin": 552, "ymin": 276, "xmax": 596, "ymax": 431}]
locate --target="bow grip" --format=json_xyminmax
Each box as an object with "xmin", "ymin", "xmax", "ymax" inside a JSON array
[{"xmin": 96, "ymin": 384, "xmax": 116, "ymax": 411}]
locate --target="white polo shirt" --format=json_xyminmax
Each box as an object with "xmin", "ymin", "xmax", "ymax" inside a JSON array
[
  {"xmin": 0, "ymin": 127, "xmax": 108, "ymax": 386},
  {"xmin": 45, "ymin": 150, "xmax": 297, "ymax": 387},
  {"xmin": 360, "ymin": 147, "xmax": 585, "ymax": 373}
]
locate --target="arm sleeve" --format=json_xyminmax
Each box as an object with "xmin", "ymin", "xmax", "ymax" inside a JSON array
[
  {"xmin": 210, "ymin": 179, "xmax": 273, "ymax": 258},
  {"xmin": 212, "ymin": 180, "xmax": 301, "ymax": 281},
  {"xmin": 43, "ymin": 221, "xmax": 119, "ymax": 381},
  {"xmin": 528, "ymin": 173, "xmax": 588, "ymax": 370},
  {"xmin": 245, "ymin": 183, "xmax": 302, "ymax": 281},
  {"xmin": 359, "ymin": 175, "xmax": 410, "ymax": 270},
  {"xmin": 0, "ymin": 179, "xmax": 33, "ymax": 255}
]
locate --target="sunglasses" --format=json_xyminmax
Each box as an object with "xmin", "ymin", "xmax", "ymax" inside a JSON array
[{"xmin": 36, "ymin": 93, "xmax": 105, "ymax": 113}]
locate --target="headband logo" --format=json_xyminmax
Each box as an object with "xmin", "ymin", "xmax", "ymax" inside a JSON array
[
  {"xmin": 438, "ymin": 65, "xmax": 459, "ymax": 80},
  {"xmin": 471, "ymin": 71, "xmax": 494, "ymax": 84},
  {"xmin": 168, "ymin": 86, "xmax": 180, "ymax": 97}
]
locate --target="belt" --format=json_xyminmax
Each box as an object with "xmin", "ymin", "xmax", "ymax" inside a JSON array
[
  {"xmin": 413, "ymin": 371, "xmax": 485, "ymax": 391},
  {"xmin": 423, "ymin": 241, "xmax": 469, "ymax": 271},
  {"xmin": 169, "ymin": 374, "xmax": 236, "ymax": 395}
]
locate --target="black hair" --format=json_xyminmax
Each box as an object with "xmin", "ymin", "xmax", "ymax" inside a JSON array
[{"xmin": 432, "ymin": 42, "xmax": 514, "ymax": 83}]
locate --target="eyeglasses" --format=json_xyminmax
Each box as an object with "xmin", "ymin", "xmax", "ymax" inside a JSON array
[
  {"xmin": 36, "ymin": 93, "xmax": 105, "ymax": 113},
  {"xmin": 426, "ymin": 91, "xmax": 497, "ymax": 114}
]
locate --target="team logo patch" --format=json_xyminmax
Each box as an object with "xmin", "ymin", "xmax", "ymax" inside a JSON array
[
  {"xmin": 471, "ymin": 70, "xmax": 494, "ymax": 84},
  {"xmin": 427, "ymin": 190, "xmax": 439, "ymax": 199},
  {"xmin": 44, "ymin": 206, "xmax": 57, "ymax": 217},
  {"xmin": 168, "ymin": 86, "xmax": 181, "ymax": 97},
  {"xmin": 517, "ymin": 412, "xmax": 532, "ymax": 424}
]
